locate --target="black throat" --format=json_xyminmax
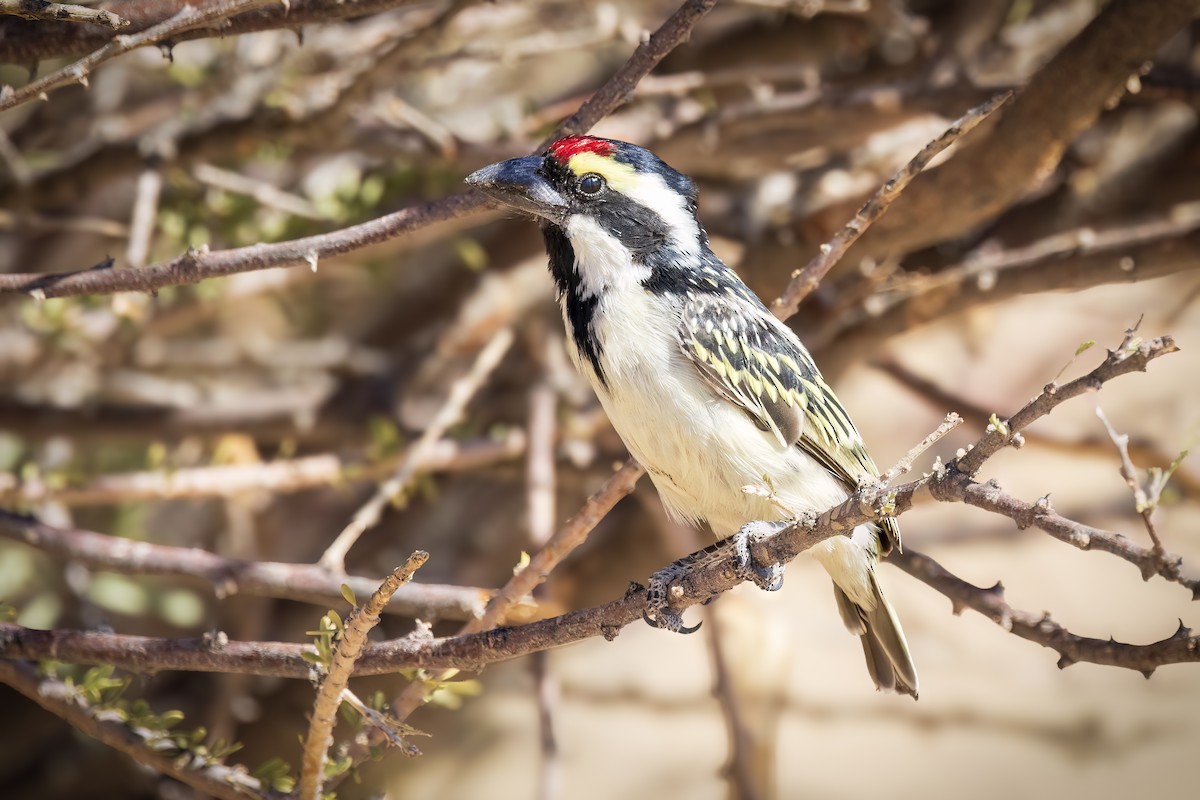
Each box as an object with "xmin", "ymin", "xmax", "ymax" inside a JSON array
[{"xmin": 541, "ymin": 223, "xmax": 606, "ymax": 387}]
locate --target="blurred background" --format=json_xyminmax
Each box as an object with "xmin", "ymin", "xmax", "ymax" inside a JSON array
[{"xmin": 1, "ymin": 1, "xmax": 1199, "ymax": 798}]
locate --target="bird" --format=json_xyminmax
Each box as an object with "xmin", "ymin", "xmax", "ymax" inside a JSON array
[{"xmin": 466, "ymin": 135, "xmax": 918, "ymax": 698}]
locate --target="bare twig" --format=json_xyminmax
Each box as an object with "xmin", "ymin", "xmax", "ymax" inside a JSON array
[
  {"xmin": 875, "ymin": 357, "xmax": 1200, "ymax": 495},
  {"xmin": 319, "ymin": 329, "xmax": 514, "ymax": 571},
  {"xmin": 193, "ymin": 162, "xmax": 329, "ymax": 221},
  {"xmin": 124, "ymin": 164, "xmax": 162, "ymax": 269},
  {"xmin": 0, "ymin": 511, "xmax": 538, "ymax": 623},
  {"xmin": 0, "ymin": 431, "xmax": 526, "ymax": 505},
  {"xmin": 540, "ymin": 0, "xmax": 717, "ymax": 147},
  {"xmin": 0, "ymin": 0, "xmax": 128, "ymax": 28},
  {"xmin": 0, "ymin": 0, "xmax": 280, "ymax": 113},
  {"xmin": 527, "ymin": 374, "xmax": 560, "ymax": 800},
  {"xmin": 0, "ymin": 0, "xmax": 430, "ymax": 63},
  {"xmin": 0, "ymin": 660, "xmax": 280, "ymax": 800},
  {"xmin": 1095, "ymin": 405, "xmax": 1166, "ymax": 554},
  {"xmin": 880, "ymin": 412, "xmax": 963, "ymax": 485},
  {"xmin": 298, "ymin": 552, "xmax": 428, "ymax": 800},
  {"xmin": 771, "ymin": 91, "xmax": 1011, "ymax": 319}
]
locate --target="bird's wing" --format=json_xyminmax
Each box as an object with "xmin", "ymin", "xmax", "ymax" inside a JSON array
[{"xmin": 677, "ymin": 293, "xmax": 900, "ymax": 552}]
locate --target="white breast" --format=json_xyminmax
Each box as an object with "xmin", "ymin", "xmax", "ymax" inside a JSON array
[{"xmin": 559, "ymin": 219, "xmax": 851, "ymax": 539}]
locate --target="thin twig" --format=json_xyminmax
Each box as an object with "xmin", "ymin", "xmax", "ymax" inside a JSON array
[
  {"xmin": 931, "ymin": 474, "xmax": 1200, "ymax": 600},
  {"xmin": 1095, "ymin": 405, "xmax": 1165, "ymax": 554},
  {"xmin": 125, "ymin": 164, "xmax": 162, "ymax": 269},
  {"xmin": 0, "ymin": 0, "xmax": 280, "ymax": 113},
  {"xmin": 880, "ymin": 412, "xmax": 963, "ymax": 485},
  {"xmin": 193, "ymin": 162, "xmax": 329, "ymax": 221},
  {"xmin": 527, "ymin": 371, "xmax": 560, "ymax": 800},
  {"xmin": 539, "ymin": 0, "xmax": 718, "ymax": 148},
  {"xmin": 319, "ymin": 329, "xmax": 514, "ymax": 571},
  {"xmin": 875, "ymin": 357, "xmax": 1200, "ymax": 495},
  {"xmin": 298, "ymin": 551, "xmax": 428, "ymax": 800},
  {"xmin": 0, "ymin": 510, "xmax": 538, "ymax": 623},
  {"xmin": 771, "ymin": 91, "xmax": 1012, "ymax": 320},
  {"xmin": 0, "ymin": 660, "xmax": 281, "ymax": 800}
]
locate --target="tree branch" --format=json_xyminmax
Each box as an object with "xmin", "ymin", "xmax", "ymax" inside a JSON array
[
  {"xmin": 890, "ymin": 548, "xmax": 1198, "ymax": 677},
  {"xmin": 0, "ymin": 432, "xmax": 525, "ymax": 505},
  {"xmin": 0, "ymin": 0, "xmax": 428, "ymax": 64},
  {"xmin": 0, "ymin": 0, "xmax": 718, "ymax": 300},
  {"xmin": 298, "ymin": 552, "xmax": 427, "ymax": 800},
  {"xmin": 320, "ymin": 329, "xmax": 514, "ymax": 571},
  {"xmin": 955, "ymin": 329, "xmax": 1179, "ymax": 475},
  {"xmin": 0, "ymin": 511, "xmax": 539, "ymax": 623},
  {"xmin": 0, "ymin": 0, "xmax": 128, "ymax": 28},
  {"xmin": 930, "ymin": 474, "xmax": 1200, "ymax": 600},
  {"xmin": 771, "ymin": 91, "xmax": 1010, "ymax": 319},
  {"xmin": 0, "ymin": 0, "xmax": 281, "ymax": 113},
  {"xmin": 844, "ymin": 0, "xmax": 1200, "ymax": 259}
]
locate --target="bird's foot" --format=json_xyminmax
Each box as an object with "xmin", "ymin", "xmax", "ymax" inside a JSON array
[
  {"xmin": 730, "ymin": 520, "xmax": 788, "ymax": 592},
  {"xmin": 642, "ymin": 538, "xmax": 729, "ymax": 634},
  {"xmin": 643, "ymin": 562, "xmax": 699, "ymax": 634}
]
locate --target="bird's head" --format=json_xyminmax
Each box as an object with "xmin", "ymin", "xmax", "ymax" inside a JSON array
[{"xmin": 466, "ymin": 136, "xmax": 705, "ymax": 263}]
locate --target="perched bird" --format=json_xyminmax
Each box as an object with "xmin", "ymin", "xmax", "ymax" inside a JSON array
[{"xmin": 467, "ymin": 136, "xmax": 918, "ymax": 698}]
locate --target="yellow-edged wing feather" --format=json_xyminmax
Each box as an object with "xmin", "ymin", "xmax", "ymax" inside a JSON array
[{"xmin": 677, "ymin": 293, "xmax": 900, "ymax": 552}]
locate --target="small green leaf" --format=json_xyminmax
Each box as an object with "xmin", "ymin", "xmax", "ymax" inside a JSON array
[
  {"xmin": 340, "ymin": 584, "xmax": 357, "ymax": 607},
  {"xmin": 1074, "ymin": 340, "xmax": 1096, "ymax": 357}
]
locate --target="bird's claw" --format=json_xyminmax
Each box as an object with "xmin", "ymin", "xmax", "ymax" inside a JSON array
[
  {"xmin": 732, "ymin": 520, "xmax": 788, "ymax": 592},
  {"xmin": 643, "ymin": 562, "xmax": 702, "ymax": 634}
]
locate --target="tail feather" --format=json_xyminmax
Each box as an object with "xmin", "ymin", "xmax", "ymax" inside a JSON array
[{"xmin": 832, "ymin": 574, "xmax": 919, "ymax": 699}]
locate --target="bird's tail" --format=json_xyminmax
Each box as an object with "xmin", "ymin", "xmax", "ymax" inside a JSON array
[{"xmin": 832, "ymin": 570, "xmax": 919, "ymax": 699}]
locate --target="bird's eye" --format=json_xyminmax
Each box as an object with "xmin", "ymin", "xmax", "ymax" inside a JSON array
[{"xmin": 578, "ymin": 173, "xmax": 605, "ymax": 196}]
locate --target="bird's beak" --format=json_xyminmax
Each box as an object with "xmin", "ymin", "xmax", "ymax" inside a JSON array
[{"xmin": 466, "ymin": 156, "xmax": 569, "ymax": 223}]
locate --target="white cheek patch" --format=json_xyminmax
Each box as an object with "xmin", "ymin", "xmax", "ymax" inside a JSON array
[
  {"xmin": 620, "ymin": 171, "xmax": 702, "ymax": 257},
  {"xmin": 566, "ymin": 215, "xmax": 651, "ymax": 298}
]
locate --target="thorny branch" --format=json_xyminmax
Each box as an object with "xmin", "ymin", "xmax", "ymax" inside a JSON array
[
  {"xmin": 0, "ymin": 0, "xmax": 129, "ymax": 28},
  {"xmin": 0, "ymin": 0, "xmax": 282, "ymax": 113},
  {"xmin": 889, "ymin": 549, "xmax": 1196, "ymax": 678},
  {"xmin": 3, "ymin": 332, "xmax": 1192, "ymax": 679}
]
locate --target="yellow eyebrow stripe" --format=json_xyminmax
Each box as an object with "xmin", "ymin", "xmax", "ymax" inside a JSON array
[{"xmin": 568, "ymin": 151, "xmax": 638, "ymax": 191}]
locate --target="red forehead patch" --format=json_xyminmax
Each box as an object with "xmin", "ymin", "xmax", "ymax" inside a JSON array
[{"xmin": 547, "ymin": 135, "xmax": 614, "ymax": 162}]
